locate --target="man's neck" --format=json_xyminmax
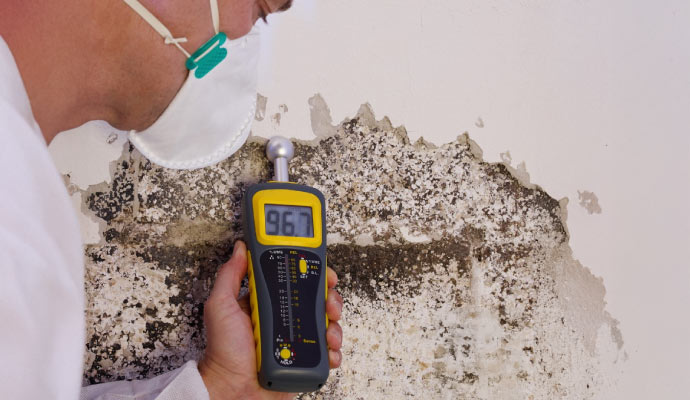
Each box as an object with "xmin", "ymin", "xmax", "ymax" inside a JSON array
[{"xmin": 0, "ymin": 1, "xmax": 120, "ymax": 144}]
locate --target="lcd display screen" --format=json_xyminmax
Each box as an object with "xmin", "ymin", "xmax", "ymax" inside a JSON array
[{"xmin": 264, "ymin": 204, "xmax": 314, "ymax": 238}]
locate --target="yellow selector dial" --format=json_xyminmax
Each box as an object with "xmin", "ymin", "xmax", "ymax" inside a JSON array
[
  {"xmin": 280, "ymin": 348, "xmax": 292, "ymax": 360},
  {"xmin": 299, "ymin": 259, "xmax": 308, "ymax": 274}
]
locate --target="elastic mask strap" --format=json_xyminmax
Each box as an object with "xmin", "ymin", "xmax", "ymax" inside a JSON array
[
  {"xmin": 123, "ymin": 0, "xmax": 222, "ymax": 58},
  {"xmin": 210, "ymin": 0, "xmax": 220, "ymax": 34}
]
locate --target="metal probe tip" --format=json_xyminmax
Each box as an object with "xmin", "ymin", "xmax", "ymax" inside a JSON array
[{"xmin": 266, "ymin": 136, "xmax": 294, "ymax": 182}]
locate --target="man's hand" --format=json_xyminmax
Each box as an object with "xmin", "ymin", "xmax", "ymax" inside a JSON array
[{"xmin": 199, "ymin": 241, "xmax": 344, "ymax": 400}]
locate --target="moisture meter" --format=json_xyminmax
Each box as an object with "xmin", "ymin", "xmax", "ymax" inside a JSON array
[{"xmin": 243, "ymin": 136, "xmax": 329, "ymax": 392}]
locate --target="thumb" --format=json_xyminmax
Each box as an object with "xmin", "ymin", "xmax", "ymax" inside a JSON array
[{"xmin": 210, "ymin": 241, "xmax": 247, "ymax": 302}]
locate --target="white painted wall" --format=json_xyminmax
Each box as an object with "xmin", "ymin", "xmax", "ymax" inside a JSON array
[
  {"xmin": 51, "ymin": 0, "xmax": 690, "ymax": 398},
  {"xmin": 251, "ymin": 1, "xmax": 690, "ymax": 398}
]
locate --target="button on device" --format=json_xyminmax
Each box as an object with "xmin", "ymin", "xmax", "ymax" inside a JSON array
[
  {"xmin": 299, "ymin": 259, "xmax": 307, "ymax": 274},
  {"xmin": 280, "ymin": 348, "xmax": 292, "ymax": 360}
]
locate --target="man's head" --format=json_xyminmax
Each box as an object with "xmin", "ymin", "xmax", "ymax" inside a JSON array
[
  {"xmin": 113, "ymin": 0, "xmax": 293, "ymax": 132},
  {"xmin": 0, "ymin": 0, "xmax": 292, "ymax": 142}
]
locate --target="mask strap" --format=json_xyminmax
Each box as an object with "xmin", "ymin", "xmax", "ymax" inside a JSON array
[
  {"xmin": 123, "ymin": 0, "xmax": 192, "ymax": 58},
  {"xmin": 210, "ymin": 0, "xmax": 220, "ymax": 34}
]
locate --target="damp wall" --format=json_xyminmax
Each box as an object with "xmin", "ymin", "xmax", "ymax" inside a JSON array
[{"xmin": 48, "ymin": 1, "xmax": 690, "ymax": 399}]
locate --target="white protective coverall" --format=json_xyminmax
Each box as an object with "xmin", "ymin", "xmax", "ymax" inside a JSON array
[{"xmin": 0, "ymin": 37, "xmax": 209, "ymax": 399}]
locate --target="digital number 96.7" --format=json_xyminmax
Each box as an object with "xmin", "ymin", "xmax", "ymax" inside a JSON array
[{"xmin": 265, "ymin": 209, "xmax": 312, "ymax": 237}]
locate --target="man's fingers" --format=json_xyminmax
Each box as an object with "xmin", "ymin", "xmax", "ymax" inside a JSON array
[
  {"xmin": 209, "ymin": 241, "xmax": 247, "ymax": 302},
  {"xmin": 326, "ymin": 321, "xmax": 343, "ymax": 351},
  {"xmin": 327, "ymin": 267, "xmax": 338, "ymax": 288},
  {"xmin": 237, "ymin": 294, "xmax": 250, "ymax": 316},
  {"xmin": 329, "ymin": 350, "xmax": 342, "ymax": 369},
  {"xmin": 326, "ymin": 289, "xmax": 343, "ymax": 321}
]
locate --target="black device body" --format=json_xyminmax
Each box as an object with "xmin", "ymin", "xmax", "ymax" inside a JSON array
[{"xmin": 242, "ymin": 182, "xmax": 329, "ymax": 393}]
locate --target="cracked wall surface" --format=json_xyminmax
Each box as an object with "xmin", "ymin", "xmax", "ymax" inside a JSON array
[{"xmin": 68, "ymin": 104, "xmax": 624, "ymax": 399}]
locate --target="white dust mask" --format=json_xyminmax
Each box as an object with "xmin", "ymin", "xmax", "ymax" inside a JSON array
[{"xmin": 123, "ymin": 0, "xmax": 259, "ymax": 170}]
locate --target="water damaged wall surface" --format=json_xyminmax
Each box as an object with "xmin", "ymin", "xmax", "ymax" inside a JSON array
[{"xmin": 71, "ymin": 104, "xmax": 624, "ymax": 398}]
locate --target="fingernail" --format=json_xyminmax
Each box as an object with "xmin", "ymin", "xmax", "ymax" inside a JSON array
[
  {"xmin": 329, "ymin": 349, "xmax": 341, "ymax": 364},
  {"xmin": 328, "ymin": 327, "xmax": 341, "ymax": 341},
  {"xmin": 232, "ymin": 241, "xmax": 243, "ymax": 257}
]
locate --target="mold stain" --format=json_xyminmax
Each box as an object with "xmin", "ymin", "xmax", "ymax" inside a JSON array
[
  {"xmin": 577, "ymin": 190, "xmax": 602, "ymax": 214},
  {"xmin": 71, "ymin": 101, "xmax": 623, "ymax": 398}
]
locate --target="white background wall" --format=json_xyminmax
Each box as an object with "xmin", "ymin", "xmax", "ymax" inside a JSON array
[
  {"xmin": 251, "ymin": 0, "xmax": 690, "ymax": 398},
  {"xmin": 51, "ymin": 0, "xmax": 690, "ymax": 398}
]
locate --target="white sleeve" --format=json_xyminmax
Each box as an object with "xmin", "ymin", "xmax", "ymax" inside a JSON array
[
  {"xmin": 80, "ymin": 360, "xmax": 210, "ymax": 400},
  {"xmin": 0, "ymin": 37, "xmax": 208, "ymax": 400},
  {"xmin": 0, "ymin": 95, "xmax": 86, "ymax": 398}
]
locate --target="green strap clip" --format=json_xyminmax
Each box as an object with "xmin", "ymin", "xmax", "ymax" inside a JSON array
[{"xmin": 185, "ymin": 32, "xmax": 228, "ymax": 79}]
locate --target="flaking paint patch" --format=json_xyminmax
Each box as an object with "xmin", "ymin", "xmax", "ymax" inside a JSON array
[
  {"xmin": 49, "ymin": 120, "xmax": 129, "ymax": 190},
  {"xmin": 272, "ymin": 112, "xmax": 282, "ymax": 126},
  {"xmin": 308, "ymin": 93, "xmax": 337, "ymax": 138},
  {"xmin": 577, "ymin": 190, "xmax": 602, "ymax": 214},
  {"xmin": 500, "ymin": 151, "xmax": 512, "ymax": 165},
  {"xmin": 255, "ymin": 93, "xmax": 268, "ymax": 122},
  {"xmin": 68, "ymin": 102, "xmax": 623, "ymax": 398}
]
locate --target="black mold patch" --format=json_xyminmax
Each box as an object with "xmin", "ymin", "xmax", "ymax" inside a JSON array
[
  {"xmin": 327, "ymin": 238, "xmax": 471, "ymax": 303},
  {"xmin": 87, "ymin": 167, "xmax": 135, "ymax": 222},
  {"xmin": 76, "ymin": 106, "xmax": 618, "ymax": 398},
  {"xmin": 486, "ymin": 163, "xmax": 567, "ymax": 240}
]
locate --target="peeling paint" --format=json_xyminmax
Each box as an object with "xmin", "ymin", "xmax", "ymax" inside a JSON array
[
  {"xmin": 106, "ymin": 133, "xmax": 119, "ymax": 145},
  {"xmin": 577, "ymin": 190, "xmax": 602, "ymax": 214},
  {"xmin": 66, "ymin": 102, "xmax": 623, "ymax": 398},
  {"xmin": 50, "ymin": 120, "xmax": 129, "ymax": 190},
  {"xmin": 308, "ymin": 93, "xmax": 337, "ymax": 138},
  {"xmin": 512, "ymin": 162, "xmax": 532, "ymax": 187},
  {"xmin": 71, "ymin": 192, "xmax": 101, "ymax": 245},
  {"xmin": 255, "ymin": 93, "xmax": 268, "ymax": 122},
  {"xmin": 271, "ymin": 112, "xmax": 282, "ymax": 126},
  {"xmin": 500, "ymin": 151, "xmax": 512, "ymax": 165}
]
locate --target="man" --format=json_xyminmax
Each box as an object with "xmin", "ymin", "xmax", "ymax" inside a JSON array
[{"xmin": 0, "ymin": 0, "xmax": 344, "ymax": 399}]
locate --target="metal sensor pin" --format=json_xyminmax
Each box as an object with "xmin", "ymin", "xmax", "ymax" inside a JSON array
[{"xmin": 266, "ymin": 136, "xmax": 294, "ymax": 182}]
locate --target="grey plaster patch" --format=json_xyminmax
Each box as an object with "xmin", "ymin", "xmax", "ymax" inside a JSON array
[
  {"xmin": 475, "ymin": 117, "xmax": 484, "ymax": 128},
  {"xmin": 271, "ymin": 112, "xmax": 281, "ymax": 126},
  {"xmin": 513, "ymin": 162, "xmax": 532, "ymax": 187},
  {"xmin": 500, "ymin": 151, "xmax": 512, "ymax": 165},
  {"xmin": 308, "ymin": 93, "xmax": 337, "ymax": 138},
  {"xmin": 69, "ymin": 103, "xmax": 623, "ymax": 398},
  {"xmin": 106, "ymin": 132, "xmax": 118, "ymax": 145},
  {"xmin": 62, "ymin": 174, "xmax": 80, "ymax": 196},
  {"xmin": 577, "ymin": 190, "xmax": 602, "ymax": 214},
  {"xmin": 255, "ymin": 93, "xmax": 268, "ymax": 121}
]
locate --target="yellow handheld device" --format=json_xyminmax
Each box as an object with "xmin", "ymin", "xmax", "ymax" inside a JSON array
[{"xmin": 242, "ymin": 137, "xmax": 329, "ymax": 392}]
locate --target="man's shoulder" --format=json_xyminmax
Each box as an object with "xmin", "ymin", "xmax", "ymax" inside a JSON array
[
  {"xmin": 0, "ymin": 100, "xmax": 84, "ymax": 291},
  {"xmin": 0, "ymin": 94, "xmax": 82, "ymax": 259},
  {"xmin": 0, "ymin": 96, "xmax": 53, "ymax": 184},
  {"xmin": 0, "ymin": 36, "xmax": 39, "ymax": 130}
]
